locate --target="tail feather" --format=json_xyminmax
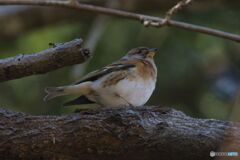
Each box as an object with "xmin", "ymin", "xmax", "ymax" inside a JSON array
[
  {"xmin": 44, "ymin": 87, "xmax": 66, "ymax": 101},
  {"xmin": 44, "ymin": 82, "xmax": 93, "ymax": 102}
]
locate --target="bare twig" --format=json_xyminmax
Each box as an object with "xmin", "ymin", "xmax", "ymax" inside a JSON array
[
  {"xmin": 0, "ymin": 39, "xmax": 91, "ymax": 82},
  {"xmin": 165, "ymin": 0, "xmax": 194, "ymax": 22},
  {"xmin": 0, "ymin": 0, "xmax": 239, "ymax": 42},
  {"xmin": 157, "ymin": 0, "xmax": 195, "ymax": 28}
]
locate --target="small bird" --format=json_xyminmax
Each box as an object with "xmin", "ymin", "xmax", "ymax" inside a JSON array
[{"xmin": 44, "ymin": 47, "xmax": 158, "ymax": 107}]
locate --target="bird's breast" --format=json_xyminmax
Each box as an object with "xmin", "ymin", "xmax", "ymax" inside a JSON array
[
  {"xmin": 123, "ymin": 59, "xmax": 157, "ymax": 81},
  {"xmin": 115, "ymin": 77, "xmax": 156, "ymax": 106},
  {"xmin": 90, "ymin": 59, "xmax": 157, "ymax": 107},
  {"xmin": 91, "ymin": 72, "xmax": 156, "ymax": 107}
]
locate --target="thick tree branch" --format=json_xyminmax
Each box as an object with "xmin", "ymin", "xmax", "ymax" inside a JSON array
[
  {"xmin": 0, "ymin": 39, "xmax": 90, "ymax": 82},
  {"xmin": 0, "ymin": 106, "xmax": 239, "ymax": 160},
  {"xmin": 0, "ymin": 0, "xmax": 239, "ymax": 42}
]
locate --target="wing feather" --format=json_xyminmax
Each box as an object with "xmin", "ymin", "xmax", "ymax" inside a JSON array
[{"xmin": 75, "ymin": 63, "xmax": 135, "ymax": 84}]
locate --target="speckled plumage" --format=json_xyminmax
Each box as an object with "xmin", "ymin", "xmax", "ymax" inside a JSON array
[{"xmin": 44, "ymin": 47, "xmax": 158, "ymax": 107}]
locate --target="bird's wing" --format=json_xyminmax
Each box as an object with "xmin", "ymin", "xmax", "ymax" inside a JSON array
[{"xmin": 75, "ymin": 62, "xmax": 135, "ymax": 84}]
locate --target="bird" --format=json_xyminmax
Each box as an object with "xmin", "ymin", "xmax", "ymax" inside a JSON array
[{"xmin": 44, "ymin": 47, "xmax": 158, "ymax": 107}]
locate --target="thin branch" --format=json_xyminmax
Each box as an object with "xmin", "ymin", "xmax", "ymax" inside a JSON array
[
  {"xmin": 0, "ymin": 39, "xmax": 91, "ymax": 82},
  {"xmin": 0, "ymin": 0, "xmax": 239, "ymax": 42},
  {"xmin": 165, "ymin": 0, "xmax": 194, "ymax": 21}
]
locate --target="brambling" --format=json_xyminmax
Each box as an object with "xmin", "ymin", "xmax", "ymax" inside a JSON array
[{"xmin": 44, "ymin": 47, "xmax": 158, "ymax": 107}]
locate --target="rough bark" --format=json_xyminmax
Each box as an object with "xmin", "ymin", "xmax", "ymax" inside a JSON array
[
  {"xmin": 0, "ymin": 39, "xmax": 91, "ymax": 82},
  {"xmin": 0, "ymin": 106, "xmax": 239, "ymax": 160}
]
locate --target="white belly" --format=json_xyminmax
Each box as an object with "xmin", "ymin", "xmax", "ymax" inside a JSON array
[{"xmin": 90, "ymin": 77, "xmax": 156, "ymax": 107}]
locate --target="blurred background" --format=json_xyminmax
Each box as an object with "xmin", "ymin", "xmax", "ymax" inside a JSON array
[{"xmin": 0, "ymin": 0, "xmax": 240, "ymax": 120}]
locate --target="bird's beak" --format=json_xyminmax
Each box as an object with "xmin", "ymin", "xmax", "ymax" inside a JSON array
[{"xmin": 147, "ymin": 48, "xmax": 158, "ymax": 58}]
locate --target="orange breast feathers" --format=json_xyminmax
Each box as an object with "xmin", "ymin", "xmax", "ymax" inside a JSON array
[{"xmin": 121, "ymin": 60, "xmax": 156, "ymax": 80}]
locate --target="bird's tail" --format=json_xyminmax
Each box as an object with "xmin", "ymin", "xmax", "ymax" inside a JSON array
[
  {"xmin": 44, "ymin": 87, "xmax": 66, "ymax": 101},
  {"xmin": 44, "ymin": 82, "xmax": 92, "ymax": 101}
]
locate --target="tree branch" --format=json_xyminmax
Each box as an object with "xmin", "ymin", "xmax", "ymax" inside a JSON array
[
  {"xmin": 0, "ymin": 106, "xmax": 239, "ymax": 160},
  {"xmin": 0, "ymin": 0, "xmax": 239, "ymax": 42},
  {"xmin": 164, "ymin": 0, "xmax": 194, "ymax": 21},
  {"xmin": 0, "ymin": 39, "xmax": 91, "ymax": 82}
]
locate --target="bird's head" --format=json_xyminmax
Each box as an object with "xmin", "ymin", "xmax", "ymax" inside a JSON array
[{"xmin": 125, "ymin": 47, "xmax": 158, "ymax": 60}]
